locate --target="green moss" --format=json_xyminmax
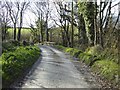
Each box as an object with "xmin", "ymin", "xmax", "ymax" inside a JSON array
[
  {"xmin": 1, "ymin": 46, "xmax": 41, "ymax": 87},
  {"xmin": 55, "ymin": 45, "xmax": 65, "ymax": 51},
  {"xmin": 78, "ymin": 53, "xmax": 85, "ymax": 60},
  {"xmin": 65, "ymin": 48, "xmax": 74, "ymax": 54},
  {"xmin": 65, "ymin": 48, "xmax": 83, "ymax": 58},
  {"xmin": 72, "ymin": 49, "xmax": 82, "ymax": 57},
  {"xmin": 81, "ymin": 53, "xmax": 93, "ymax": 65},
  {"xmin": 92, "ymin": 60, "xmax": 119, "ymax": 85},
  {"xmin": 56, "ymin": 45, "xmax": 119, "ymax": 87},
  {"xmin": 85, "ymin": 45, "xmax": 103, "ymax": 56},
  {"xmin": 99, "ymin": 48, "xmax": 118, "ymax": 64}
]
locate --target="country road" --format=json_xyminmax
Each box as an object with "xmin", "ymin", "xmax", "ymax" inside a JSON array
[{"xmin": 11, "ymin": 45, "xmax": 100, "ymax": 88}]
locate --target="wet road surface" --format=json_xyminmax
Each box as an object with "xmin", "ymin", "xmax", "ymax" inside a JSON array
[{"xmin": 12, "ymin": 45, "xmax": 100, "ymax": 88}]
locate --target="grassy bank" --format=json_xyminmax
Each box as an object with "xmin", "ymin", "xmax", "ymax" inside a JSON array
[
  {"xmin": 1, "ymin": 41, "xmax": 41, "ymax": 87},
  {"xmin": 54, "ymin": 45, "xmax": 119, "ymax": 88}
]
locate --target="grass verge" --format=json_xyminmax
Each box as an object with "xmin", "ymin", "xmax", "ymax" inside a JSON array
[
  {"xmin": 1, "ymin": 46, "xmax": 41, "ymax": 87},
  {"xmin": 55, "ymin": 45, "xmax": 119, "ymax": 88}
]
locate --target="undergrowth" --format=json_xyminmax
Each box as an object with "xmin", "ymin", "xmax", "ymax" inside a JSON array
[
  {"xmin": 1, "ymin": 46, "xmax": 41, "ymax": 87},
  {"xmin": 55, "ymin": 45, "xmax": 119, "ymax": 88}
]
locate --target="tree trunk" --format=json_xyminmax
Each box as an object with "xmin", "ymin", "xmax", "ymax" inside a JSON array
[
  {"xmin": 71, "ymin": 1, "xmax": 74, "ymax": 47},
  {"xmin": 66, "ymin": 21, "xmax": 70, "ymax": 47},
  {"xmin": 94, "ymin": 1, "xmax": 98, "ymax": 45},
  {"xmin": 78, "ymin": 14, "xmax": 88, "ymax": 46},
  {"xmin": 18, "ymin": 11, "xmax": 23, "ymax": 41},
  {"xmin": 2, "ymin": 24, "xmax": 7, "ymax": 41},
  {"xmin": 45, "ymin": 20, "xmax": 49, "ymax": 42},
  {"xmin": 99, "ymin": 1, "xmax": 103, "ymax": 47},
  {"xmin": 46, "ymin": 28, "xmax": 49, "ymax": 42},
  {"xmin": 13, "ymin": 23, "xmax": 17, "ymax": 40},
  {"xmin": 50, "ymin": 30, "xmax": 52, "ymax": 42},
  {"xmin": 62, "ymin": 31, "xmax": 65, "ymax": 46},
  {"xmin": 41, "ymin": 13, "xmax": 43, "ymax": 42}
]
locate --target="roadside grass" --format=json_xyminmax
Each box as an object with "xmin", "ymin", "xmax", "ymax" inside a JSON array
[
  {"xmin": 92, "ymin": 60, "xmax": 119, "ymax": 86},
  {"xmin": 2, "ymin": 40, "xmax": 22, "ymax": 53},
  {"xmin": 55, "ymin": 45, "xmax": 119, "ymax": 88},
  {"xmin": 1, "ymin": 40, "xmax": 41, "ymax": 87}
]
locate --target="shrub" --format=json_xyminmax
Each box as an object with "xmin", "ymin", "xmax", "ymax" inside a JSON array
[
  {"xmin": 1, "ymin": 46, "xmax": 41, "ymax": 87},
  {"xmin": 85, "ymin": 45, "xmax": 103, "ymax": 56},
  {"xmin": 55, "ymin": 45, "xmax": 119, "ymax": 88},
  {"xmin": 65, "ymin": 48, "xmax": 74, "ymax": 54},
  {"xmin": 92, "ymin": 60, "xmax": 119, "ymax": 86},
  {"xmin": 55, "ymin": 45, "xmax": 65, "ymax": 50},
  {"xmin": 80, "ymin": 53, "xmax": 93, "ymax": 65},
  {"xmin": 99, "ymin": 48, "xmax": 118, "ymax": 64},
  {"xmin": 65, "ymin": 48, "xmax": 83, "ymax": 58},
  {"xmin": 2, "ymin": 40, "xmax": 22, "ymax": 53},
  {"xmin": 72, "ymin": 49, "xmax": 83, "ymax": 58},
  {"xmin": 11, "ymin": 40, "xmax": 21, "ymax": 46}
]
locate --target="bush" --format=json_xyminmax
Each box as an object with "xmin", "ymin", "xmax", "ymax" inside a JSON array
[
  {"xmin": 92, "ymin": 60, "xmax": 119, "ymax": 86},
  {"xmin": 85, "ymin": 45, "xmax": 103, "ymax": 56},
  {"xmin": 2, "ymin": 40, "xmax": 21, "ymax": 53},
  {"xmin": 11, "ymin": 40, "xmax": 21, "ymax": 46},
  {"xmin": 98, "ymin": 48, "xmax": 118, "ymax": 64},
  {"xmin": 54, "ymin": 45, "xmax": 65, "ymax": 50},
  {"xmin": 72, "ymin": 49, "xmax": 83, "ymax": 58},
  {"xmin": 65, "ymin": 48, "xmax": 74, "ymax": 54},
  {"xmin": 55, "ymin": 45, "xmax": 119, "ymax": 88},
  {"xmin": 1, "ymin": 46, "xmax": 41, "ymax": 87},
  {"xmin": 78, "ymin": 52, "xmax": 93, "ymax": 65},
  {"xmin": 65, "ymin": 48, "xmax": 83, "ymax": 58}
]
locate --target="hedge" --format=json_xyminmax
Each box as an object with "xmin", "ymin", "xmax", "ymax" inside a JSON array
[
  {"xmin": 55, "ymin": 45, "xmax": 119, "ymax": 88},
  {"xmin": 1, "ymin": 46, "xmax": 41, "ymax": 87}
]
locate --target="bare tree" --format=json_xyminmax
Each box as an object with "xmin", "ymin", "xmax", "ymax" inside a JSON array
[
  {"xmin": 5, "ymin": 2, "xmax": 20, "ymax": 40},
  {"xmin": 30, "ymin": 1, "xmax": 51, "ymax": 42},
  {"xmin": 52, "ymin": 1, "xmax": 72, "ymax": 46},
  {"xmin": 99, "ymin": 0, "xmax": 113, "ymax": 47},
  {"xmin": 71, "ymin": 0, "xmax": 74, "ymax": 47},
  {"xmin": 34, "ymin": 2, "xmax": 46, "ymax": 42},
  {"xmin": 0, "ymin": 2, "xmax": 11, "ymax": 41},
  {"xmin": 41, "ymin": 0, "xmax": 51, "ymax": 42},
  {"xmin": 113, "ymin": 2, "xmax": 120, "ymax": 30},
  {"xmin": 94, "ymin": 0, "xmax": 98, "ymax": 45},
  {"xmin": 17, "ymin": 2, "xmax": 30, "ymax": 41}
]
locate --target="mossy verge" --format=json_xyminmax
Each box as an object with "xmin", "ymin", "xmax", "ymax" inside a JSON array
[
  {"xmin": 92, "ymin": 60, "xmax": 119, "ymax": 87},
  {"xmin": 1, "ymin": 46, "xmax": 41, "ymax": 88},
  {"xmin": 55, "ymin": 45, "xmax": 119, "ymax": 88}
]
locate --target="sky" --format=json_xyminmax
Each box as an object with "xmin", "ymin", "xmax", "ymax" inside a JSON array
[{"xmin": 1, "ymin": 0, "xmax": 120, "ymax": 28}]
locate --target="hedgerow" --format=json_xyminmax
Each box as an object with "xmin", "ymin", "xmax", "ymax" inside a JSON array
[
  {"xmin": 1, "ymin": 46, "xmax": 41, "ymax": 87},
  {"xmin": 55, "ymin": 45, "xmax": 119, "ymax": 88}
]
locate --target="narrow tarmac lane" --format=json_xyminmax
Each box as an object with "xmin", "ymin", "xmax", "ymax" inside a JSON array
[{"xmin": 12, "ymin": 45, "xmax": 99, "ymax": 88}]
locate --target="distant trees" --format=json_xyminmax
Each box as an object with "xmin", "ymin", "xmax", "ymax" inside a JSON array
[
  {"xmin": 33, "ymin": 17, "xmax": 45, "ymax": 43},
  {"xmin": 17, "ymin": 2, "xmax": 30, "ymax": 41},
  {"xmin": 53, "ymin": 1, "xmax": 76, "ymax": 47},
  {"xmin": 30, "ymin": 1, "xmax": 51, "ymax": 43},
  {"xmin": 5, "ymin": 2, "xmax": 20, "ymax": 40},
  {"xmin": 1, "ymin": 0, "xmax": 119, "ymax": 48},
  {"xmin": 2, "ymin": 1, "xmax": 29, "ymax": 41},
  {"xmin": 0, "ymin": 2, "xmax": 10, "ymax": 41}
]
